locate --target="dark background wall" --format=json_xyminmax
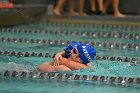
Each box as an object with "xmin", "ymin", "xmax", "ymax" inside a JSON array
[
  {"xmin": 85, "ymin": 0, "xmax": 140, "ymax": 15},
  {"xmin": 12, "ymin": 0, "xmax": 140, "ymax": 15},
  {"xmin": 13, "ymin": 0, "xmax": 47, "ymax": 4},
  {"xmin": 0, "ymin": 0, "xmax": 139, "ymax": 26},
  {"xmin": 119, "ymin": 0, "xmax": 140, "ymax": 14}
]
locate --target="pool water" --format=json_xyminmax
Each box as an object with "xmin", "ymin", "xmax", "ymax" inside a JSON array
[
  {"xmin": 0, "ymin": 22, "xmax": 140, "ymax": 93},
  {"xmin": 0, "ymin": 78, "xmax": 140, "ymax": 93},
  {"xmin": 1, "ymin": 56, "xmax": 140, "ymax": 93},
  {"xmin": 0, "ymin": 55, "xmax": 140, "ymax": 77}
]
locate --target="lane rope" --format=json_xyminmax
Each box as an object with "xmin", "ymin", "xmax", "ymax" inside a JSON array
[
  {"xmin": 0, "ymin": 70, "xmax": 140, "ymax": 84},
  {"xmin": 0, "ymin": 28, "xmax": 140, "ymax": 39},
  {"xmin": 0, "ymin": 37, "xmax": 139, "ymax": 50},
  {"xmin": 0, "ymin": 51, "xmax": 140, "ymax": 64}
]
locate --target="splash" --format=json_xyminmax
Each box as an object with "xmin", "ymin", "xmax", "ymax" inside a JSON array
[{"xmin": 0, "ymin": 62, "xmax": 37, "ymax": 72}]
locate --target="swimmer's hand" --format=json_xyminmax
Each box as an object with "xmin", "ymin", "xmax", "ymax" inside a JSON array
[
  {"xmin": 54, "ymin": 52, "xmax": 63, "ymax": 61},
  {"xmin": 53, "ymin": 52, "xmax": 63, "ymax": 66}
]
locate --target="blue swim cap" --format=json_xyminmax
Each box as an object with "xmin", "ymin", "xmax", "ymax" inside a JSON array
[
  {"xmin": 65, "ymin": 41, "xmax": 80, "ymax": 58},
  {"xmin": 77, "ymin": 44, "xmax": 96, "ymax": 64}
]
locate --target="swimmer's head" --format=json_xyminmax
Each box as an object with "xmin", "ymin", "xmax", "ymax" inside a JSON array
[
  {"xmin": 77, "ymin": 44, "xmax": 96, "ymax": 64},
  {"xmin": 65, "ymin": 41, "xmax": 80, "ymax": 58}
]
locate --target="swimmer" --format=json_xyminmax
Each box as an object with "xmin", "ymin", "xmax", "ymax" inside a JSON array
[{"xmin": 39, "ymin": 41, "xmax": 96, "ymax": 72}]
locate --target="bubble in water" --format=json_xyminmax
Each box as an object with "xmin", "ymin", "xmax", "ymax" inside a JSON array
[
  {"xmin": 50, "ymin": 42, "xmax": 53, "ymax": 44},
  {"xmin": 104, "ymin": 76, "xmax": 107, "ymax": 82},
  {"xmin": 111, "ymin": 45, "xmax": 114, "ymax": 48},
  {"xmin": 82, "ymin": 33, "xmax": 86, "ymax": 37},
  {"xmin": 98, "ymin": 44, "xmax": 101, "ymax": 47},
  {"xmin": 136, "ymin": 36, "xmax": 139, "ymax": 39},
  {"xmin": 121, "ymin": 80, "xmax": 125, "ymax": 84},
  {"xmin": 123, "ymin": 46, "xmax": 126, "ymax": 49},
  {"xmin": 114, "ymin": 35, "xmax": 118, "ymax": 38},
  {"xmin": 33, "ymin": 75, "xmax": 37, "ymax": 78},
  {"xmin": 136, "ymin": 46, "xmax": 139, "ymax": 50}
]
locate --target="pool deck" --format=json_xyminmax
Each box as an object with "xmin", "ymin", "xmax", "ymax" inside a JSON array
[{"xmin": 0, "ymin": 7, "xmax": 140, "ymax": 26}]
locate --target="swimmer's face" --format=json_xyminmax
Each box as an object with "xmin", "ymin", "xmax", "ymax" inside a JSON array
[{"xmin": 69, "ymin": 48, "xmax": 82, "ymax": 63}]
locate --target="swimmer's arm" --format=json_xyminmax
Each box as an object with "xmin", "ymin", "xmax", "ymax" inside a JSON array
[
  {"xmin": 58, "ymin": 58, "xmax": 89, "ymax": 70},
  {"xmin": 53, "ymin": 51, "xmax": 66, "ymax": 65},
  {"xmin": 66, "ymin": 61, "xmax": 88, "ymax": 70}
]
